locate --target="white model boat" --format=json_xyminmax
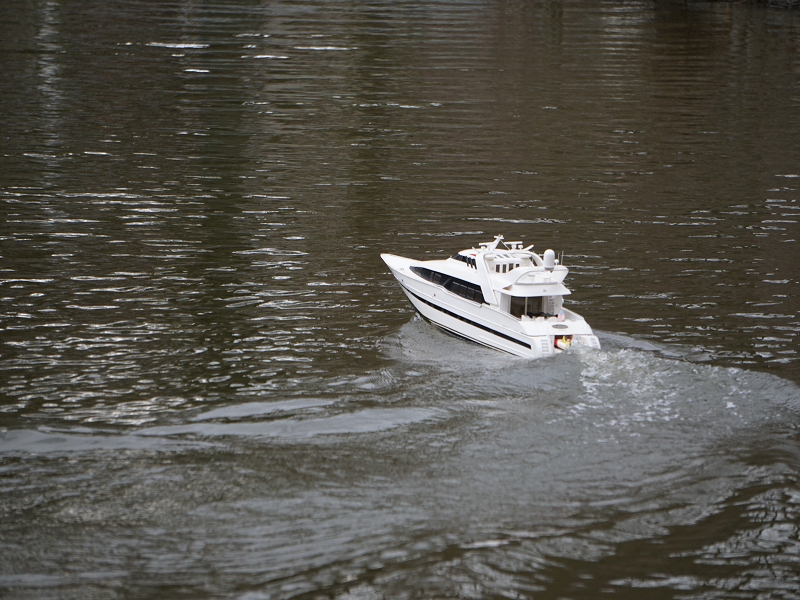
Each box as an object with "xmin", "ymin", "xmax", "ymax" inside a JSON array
[{"xmin": 381, "ymin": 235, "xmax": 600, "ymax": 358}]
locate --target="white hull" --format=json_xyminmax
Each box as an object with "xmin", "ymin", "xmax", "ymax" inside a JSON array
[{"xmin": 382, "ymin": 252, "xmax": 599, "ymax": 359}]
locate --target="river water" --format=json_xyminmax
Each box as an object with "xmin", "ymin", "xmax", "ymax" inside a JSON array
[{"xmin": 2, "ymin": 1, "xmax": 800, "ymax": 598}]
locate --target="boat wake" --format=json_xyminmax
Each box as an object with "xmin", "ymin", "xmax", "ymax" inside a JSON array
[{"xmin": 1, "ymin": 318, "xmax": 799, "ymax": 600}]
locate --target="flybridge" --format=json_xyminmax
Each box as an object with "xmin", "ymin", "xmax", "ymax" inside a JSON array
[
  {"xmin": 448, "ymin": 235, "xmax": 570, "ymax": 307},
  {"xmin": 381, "ymin": 234, "xmax": 600, "ymax": 359}
]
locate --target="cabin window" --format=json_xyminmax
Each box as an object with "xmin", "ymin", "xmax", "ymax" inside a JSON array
[
  {"xmin": 410, "ymin": 266, "xmax": 486, "ymax": 304},
  {"xmin": 413, "ymin": 268, "xmax": 437, "ymax": 285},
  {"xmin": 509, "ymin": 295, "xmax": 545, "ymax": 318}
]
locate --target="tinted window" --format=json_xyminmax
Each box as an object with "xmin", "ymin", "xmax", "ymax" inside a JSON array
[
  {"xmin": 410, "ymin": 267, "xmax": 486, "ymax": 304},
  {"xmin": 450, "ymin": 254, "xmax": 476, "ymax": 269}
]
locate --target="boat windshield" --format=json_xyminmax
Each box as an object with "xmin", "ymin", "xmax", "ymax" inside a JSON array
[{"xmin": 450, "ymin": 253, "xmax": 477, "ymax": 269}]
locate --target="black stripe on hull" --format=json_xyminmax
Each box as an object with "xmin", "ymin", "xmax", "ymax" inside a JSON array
[
  {"xmin": 421, "ymin": 316, "xmax": 519, "ymax": 356},
  {"xmin": 401, "ymin": 285, "xmax": 532, "ymax": 350}
]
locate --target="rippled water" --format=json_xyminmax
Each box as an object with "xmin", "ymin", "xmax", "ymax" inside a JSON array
[{"xmin": 2, "ymin": 0, "xmax": 800, "ymax": 598}]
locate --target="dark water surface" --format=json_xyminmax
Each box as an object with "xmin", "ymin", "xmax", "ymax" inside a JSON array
[{"xmin": 2, "ymin": 1, "xmax": 800, "ymax": 598}]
